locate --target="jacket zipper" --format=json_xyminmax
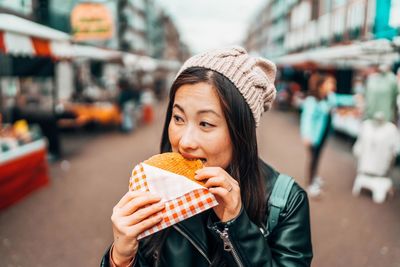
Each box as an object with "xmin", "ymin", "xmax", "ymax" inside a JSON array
[
  {"xmin": 213, "ymin": 225, "xmax": 244, "ymax": 267},
  {"xmin": 173, "ymin": 225, "xmax": 211, "ymax": 264}
]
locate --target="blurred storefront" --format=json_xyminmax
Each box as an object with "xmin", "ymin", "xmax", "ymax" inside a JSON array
[
  {"xmin": 0, "ymin": 0, "xmax": 189, "ymax": 211},
  {"xmin": 244, "ymin": 0, "xmax": 400, "ymax": 138},
  {"xmin": 0, "ymin": 10, "xmax": 62, "ymax": 210},
  {"xmin": 0, "ymin": 13, "xmax": 73, "ymax": 158},
  {"xmin": 0, "ymin": 0, "xmax": 188, "ymax": 154}
]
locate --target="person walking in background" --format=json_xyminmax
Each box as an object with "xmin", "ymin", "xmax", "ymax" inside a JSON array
[
  {"xmin": 102, "ymin": 47, "xmax": 312, "ymax": 266},
  {"xmin": 300, "ymin": 74, "xmax": 355, "ymax": 198},
  {"xmin": 117, "ymin": 78, "xmax": 140, "ymax": 133},
  {"xmin": 396, "ymin": 67, "xmax": 400, "ymax": 127},
  {"xmin": 364, "ymin": 64, "xmax": 398, "ymax": 123}
]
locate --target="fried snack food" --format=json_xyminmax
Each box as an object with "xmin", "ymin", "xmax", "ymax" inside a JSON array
[
  {"xmin": 129, "ymin": 152, "xmax": 217, "ymax": 239},
  {"xmin": 143, "ymin": 152, "xmax": 205, "ymax": 186}
]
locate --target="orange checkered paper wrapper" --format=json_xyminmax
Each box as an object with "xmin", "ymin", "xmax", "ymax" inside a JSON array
[{"xmin": 129, "ymin": 162, "xmax": 218, "ymax": 240}]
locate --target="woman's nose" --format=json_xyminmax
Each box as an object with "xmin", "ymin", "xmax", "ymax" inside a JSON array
[{"xmin": 179, "ymin": 126, "xmax": 198, "ymax": 150}]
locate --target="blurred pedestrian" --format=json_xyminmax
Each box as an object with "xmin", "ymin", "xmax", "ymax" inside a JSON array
[
  {"xmin": 117, "ymin": 78, "xmax": 140, "ymax": 133},
  {"xmin": 396, "ymin": 67, "xmax": 400, "ymax": 127},
  {"xmin": 101, "ymin": 47, "xmax": 312, "ymax": 266},
  {"xmin": 300, "ymin": 74, "xmax": 355, "ymax": 197},
  {"xmin": 364, "ymin": 64, "xmax": 398, "ymax": 123}
]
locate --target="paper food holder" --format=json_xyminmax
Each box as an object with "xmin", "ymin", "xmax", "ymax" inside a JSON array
[{"xmin": 129, "ymin": 160, "xmax": 218, "ymax": 239}]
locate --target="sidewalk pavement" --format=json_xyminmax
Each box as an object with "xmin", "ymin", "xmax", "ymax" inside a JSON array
[{"xmin": 0, "ymin": 104, "xmax": 399, "ymax": 267}]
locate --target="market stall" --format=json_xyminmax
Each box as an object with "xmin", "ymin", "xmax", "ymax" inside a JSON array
[
  {"xmin": 332, "ymin": 107, "xmax": 363, "ymax": 138},
  {"xmin": 0, "ymin": 14, "xmax": 73, "ymax": 158},
  {"xmin": 275, "ymin": 39, "xmax": 399, "ymax": 68},
  {"xmin": 275, "ymin": 38, "xmax": 400, "ymax": 140},
  {"xmin": 57, "ymin": 101, "xmax": 121, "ymax": 128},
  {"xmin": 0, "ymin": 139, "xmax": 49, "ymax": 210}
]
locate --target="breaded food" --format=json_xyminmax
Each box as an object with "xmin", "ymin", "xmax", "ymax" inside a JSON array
[{"xmin": 144, "ymin": 152, "xmax": 205, "ymax": 186}]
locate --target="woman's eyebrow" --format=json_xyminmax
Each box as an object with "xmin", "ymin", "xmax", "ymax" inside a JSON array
[
  {"xmin": 173, "ymin": 103, "xmax": 184, "ymax": 112},
  {"xmin": 173, "ymin": 103, "xmax": 221, "ymax": 118},
  {"xmin": 198, "ymin": 109, "xmax": 221, "ymax": 118}
]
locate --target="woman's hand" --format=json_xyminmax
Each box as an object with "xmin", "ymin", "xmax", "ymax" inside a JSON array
[
  {"xmin": 111, "ymin": 191, "xmax": 165, "ymax": 265},
  {"xmin": 195, "ymin": 167, "xmax": 241, "ymax": 222},
  {"xmin": 302, "ymin": 138, "xmax": 312, "ymax": 147}
]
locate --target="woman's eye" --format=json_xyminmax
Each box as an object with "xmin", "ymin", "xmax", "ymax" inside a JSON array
[
  {"xmin": 199, "ymin": 121, "xmax": 215, "ymax": 128},
  {"xmin": 173, "ymin": 115, "xmax": 184, "ymax": 123}
]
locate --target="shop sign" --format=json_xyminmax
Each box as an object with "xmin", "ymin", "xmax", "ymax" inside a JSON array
[{"xmin": 71, "ymin": 3, "xmax": 114, "ymax": 41}]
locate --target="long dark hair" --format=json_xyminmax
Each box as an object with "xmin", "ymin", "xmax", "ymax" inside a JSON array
[
  {"xmin": 142, "ymin": 67, "xmax": 266, "ymax": 265},
  {"xmin": 308, "ymin": 73, "xmax": 335, "ymax": 100}
]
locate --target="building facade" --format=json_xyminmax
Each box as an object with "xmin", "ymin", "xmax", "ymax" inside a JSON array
[
  {"xmin": 112, "ymin": 0, "xmax": 188, "ymax": 61},
  {"xmin": 0, "ymin": 0, "xmax": 188, "ymax": 61},
  {"xmin": 0, "ymin": 0, "xmax": 36, "ymax": 20},
  {"xmin": 244, "ymin": 0, "xmax": 399, "ymax": 61}
]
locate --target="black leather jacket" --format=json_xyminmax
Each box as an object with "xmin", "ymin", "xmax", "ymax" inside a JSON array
[{"xmin": 101, "ymin": 160, "xmax": 313, "ymax": 266}]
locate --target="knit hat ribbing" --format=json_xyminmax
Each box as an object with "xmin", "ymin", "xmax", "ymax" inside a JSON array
[{"xmin": 174, "ymin": 46, "xmax": 277, "ymax": 127}]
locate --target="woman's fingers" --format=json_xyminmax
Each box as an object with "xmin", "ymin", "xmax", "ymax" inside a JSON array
[
  {"xmin": 111, "ymin": 191, "xmax": 165, "ymax": 262},
  {"xmin": 126, "ymin": 201, "xmax": 165, "ymax": 226},
  {"xmin": 118, "ymin": 193, "xmax": 162, "ymax": 216},
  {"xmin": 195, "ymin": 167, "xmax": 220, "ymax": 180},
  {"xmin": 197, "ymin": 167, "xmax": 237, "ymax": 192},
  {"xmin": 195, "ymin": 167, "xmax": 242, "ymax": 222},
  {"xmin": 115, "ymin": 191, "xmax": 148, "ymax": 208},
  {"xmin": 204, "ymin": 176, "xmax": 233, "ymax": 192},
  {"xmin": 112, "ymin": 196, "xmax": 165, "ymax": 240},
  {"xmin": 196, "ymin": 167, "xmax": 238, "ymax": 185},
  {"xmin": 128, "ymin": 213, "xmax": 164, "ymax": 237},
  {"xmin": 208, "ymin": 187, "xmax": 231, "ymax": 198}
]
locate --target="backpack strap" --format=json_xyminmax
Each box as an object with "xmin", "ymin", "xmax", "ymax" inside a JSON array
[{"xmin": 268, "ymin": 174, "xmax": 295, "ymax": 234}]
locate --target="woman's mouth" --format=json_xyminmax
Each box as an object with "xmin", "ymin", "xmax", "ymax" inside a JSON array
[{"xmin": 180, "ymin": 152, "xmax": 207, "ymax": 163}]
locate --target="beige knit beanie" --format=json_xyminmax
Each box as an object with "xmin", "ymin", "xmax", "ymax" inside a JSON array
[{"xmin": 175, "ymin": 46, "xmax": 277, "ymax": 127}]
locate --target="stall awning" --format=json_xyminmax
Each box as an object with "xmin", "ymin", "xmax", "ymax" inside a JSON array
[
  {"xmin": 0, "ymin": 14, "xmax": 72, "ymax": 58},
  {"xmin": 275, "ymin": 39, "xmax": 400, "ymax": 68},
  {"xmin": 0, "ymin": 14, "xmax": 180, "ymax": 68}
]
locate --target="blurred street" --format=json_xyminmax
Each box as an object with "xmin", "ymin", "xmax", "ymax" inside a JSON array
[
  {"xmin": 0, "ymin": 101, "xmax": 399, "ymax": 267},
  {"xmin": 1, "ymin": 1, "xmax": 400, "ymax": 266}
]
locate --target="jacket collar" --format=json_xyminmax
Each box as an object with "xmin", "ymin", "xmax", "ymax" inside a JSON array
[
  {"xmin": 174, "ymin": 211, "xmax": 209, "ymax": 253},
  {"xmin": 173, "ymin": 159, "xmax": 277, "ymax": 260}
]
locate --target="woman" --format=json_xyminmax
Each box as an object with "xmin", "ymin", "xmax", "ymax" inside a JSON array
[
  {"xmin": 102, "ymin": 47, "xmax": 312, "ymax": 266},
  {"xmin": 300, "ymin": 74, "xmax": 354, "ymax": 197}
]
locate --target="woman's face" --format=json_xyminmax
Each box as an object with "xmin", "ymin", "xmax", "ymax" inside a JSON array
[
  {"xmin": 320, "ymin": 77, "xmax": 336, "ymax": 97},
  {"xmin": 168, "ymin": 82, "xmax": 233, "ymax": 169}
]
